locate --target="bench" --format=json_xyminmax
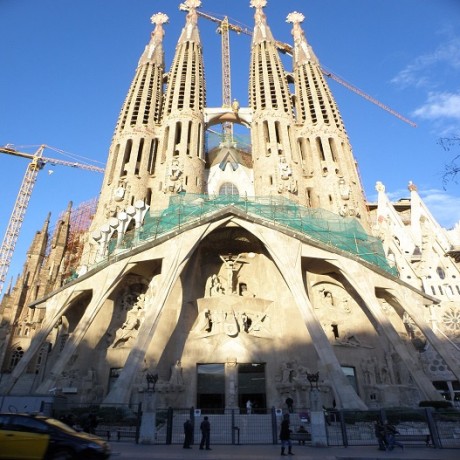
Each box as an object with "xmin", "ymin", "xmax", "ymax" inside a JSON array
[
  {"xmin": 290, "ymin": 432, "xmax": 311, "ymax": 444},
  {"xmin": 395, "ymin": 433, "xmax": 432, "ymax": 447},
  {"xmin": 117, "ymin": 429, "xmax": 138, "ymax": 441}
]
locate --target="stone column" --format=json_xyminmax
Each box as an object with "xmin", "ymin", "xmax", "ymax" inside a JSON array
[
  {"xmin": 139, "ymin": 391, "xmax": 157, "ymax": 444},
  {"xmin": 226, "ymin": 358, "xmax": 239, "ymax": 410},
  {"xmin": 309, "ymin": 389, "xmax": 328, "ymax": 447}
]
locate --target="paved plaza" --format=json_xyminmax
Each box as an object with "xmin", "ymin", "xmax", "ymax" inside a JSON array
[{"xmin": 110, "ymin": 442, "xmax": 459, "ymax": 460}]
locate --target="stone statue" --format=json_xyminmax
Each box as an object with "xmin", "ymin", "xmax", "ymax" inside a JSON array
[
  {"xmin": 111, "ymin": 303, "xmax": 142, "ymax": 348},
  {"xmin": 281, "ymin": 362, "xmax": 293, "ymax": 384},
  {"xmin": 169, "ymin": 360, "xmax": 184, "ymax": 385},
  {"xmin": 209, "ymin": 274, "xmax": 224, "ymax": 296}
]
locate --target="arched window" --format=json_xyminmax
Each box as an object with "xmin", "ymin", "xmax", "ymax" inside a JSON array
[
  {"xmin": 219, "ymin": 182, "xmax": 239, "ymax": 196},
  {"xmin": 10, "ymin": 346, "xmax": 24, "ymax": 370}
]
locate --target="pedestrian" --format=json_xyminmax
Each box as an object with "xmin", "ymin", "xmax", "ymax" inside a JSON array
[
  {"xmin": 279, "ymin": 413, "xmax": 294, "ymax": 456},
  {"xmin": 285, "ymin": 397, "xmax": 294, "ymax": 413},
  {"xmin": 199, "ymin": 416, "xmax": 211, "ymax": 450},
  {"xmin": 384, "ymin": 420, "xmax": 404, "ymax": 450},
  {"xmin": 246, "ymin": 399, "xmax": 253, "ymax": 414},
  {"xmin": 183, "ymin": 419, "xmax": 193, "ymax": 449},
  {"xmin": 374, "ymin": 418, "xmax": 387, "ymax": 451},
  {"xmin": 296, "ymin": 425, "xmax": 309, "ymax": 445}
]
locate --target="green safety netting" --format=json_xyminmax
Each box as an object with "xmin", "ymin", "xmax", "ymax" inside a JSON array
[{"xmin": 110, "ymin": 193, "xmax": 396, "ymax": 276}]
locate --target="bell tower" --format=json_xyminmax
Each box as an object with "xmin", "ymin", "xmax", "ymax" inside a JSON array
[
  {"xmin": 90, "ymin": 13, "xmax": 168, "ymax": 230},
  {"xmin": 249, "ymin": 0, "xmax": 304, "ymax": 200},
  {"xmin": 288, "ymin": 11, "xmax": 370, "ymax": 229},
  {"xmin": 151, "ymin": 0, "xmax": 207, "ymax": 210}
]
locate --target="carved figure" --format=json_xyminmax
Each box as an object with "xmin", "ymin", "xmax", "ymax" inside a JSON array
[
  {"xmin": 219, "ymin": 253, "xmax": 246, "ymax": 294},
  {"xmin": 112, "ymin": 304, "xmax": 142, "ymax": 348},
  {"xmin": 209, "ymin": 274, "xmax": 224, "ymax": 296},
  {"xmin": 170, "ymin": 360, "xmax": 184, "ymax": 385},
  {"xmin": 281, "ymin": 362, "xmax": 293, "ymax": 384},
  {"xmin": 279, "ymin": 157, "xmax": 292, "ymax": 180}
]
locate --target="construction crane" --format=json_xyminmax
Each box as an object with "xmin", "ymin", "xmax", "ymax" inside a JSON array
[
  {"xmin": 183, "ymin": 6, "xmax": 416, "ymax": 128},
  {"xmin": 0, "ymin": 144, "xmax": 105, "ymax": 296}
]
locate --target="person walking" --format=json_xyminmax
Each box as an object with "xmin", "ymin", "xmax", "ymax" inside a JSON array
[
  {"xmin": 384, "ymin": 420, "xmax": 404, "ymax": 450},
  {"xmin": 374, "ymin": 418, "xmax": 387, "ymax": 451},
  {"xmin": 183, "ymin": 419, "xmax": 193, "ymax": 449},
  {"xmin": 279, "ymin": 414, "xmax": 294, "ymax": 456},
  {"xmin": 199, "ymin": 416, "xmax": 211, "ymax": 450}
]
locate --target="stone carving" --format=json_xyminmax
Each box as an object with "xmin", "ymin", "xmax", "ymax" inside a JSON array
[
  {"xmin": 241, "ymin": 312, "xmax": 250, "ymax": 332},
  {"xmin": 319, "ymin": 288, "xmax": 334, "ymax": 307},
  {"xmin": 167, "ymin": 159, "xmax": 183, "ymax": 192},
  {"xmin": 442, "ymin": 308, "xmax": 460, "ymax": 333},
  {"xmin": 111, "ymin": 297, "xmax": 144, "ymax": 348},
  {"xmin": 338, "ymin": 179, "xmax": 350, "ymax": 200},
  {"xmin": 169, "ymin": 360, "xmax": 184, "ymax": 385},
  {"xmin": 277, "ymin": 158, "xmax": 297, "ymax": 193},
  {"xmin": 209, "ymin": 274, "xmax": 224, "ymax": 296},
  {"xmin": 219, "ymin": 253, "xmax": 247, "ymax": 294},
  {"xmin": 280, "ymin": 362, "xmax": 293, "ymax": 384},
  {"xmin": 361, "ymin": 357, "xmax": 378, "ymax": 385}
]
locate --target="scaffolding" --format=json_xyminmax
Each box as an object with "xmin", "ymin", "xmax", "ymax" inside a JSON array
[
  {"xmin": 54, "ymin": 198, "xmax": 98, "ymax": 280},
  {"xmin": 104, "ymin": 194, "xmax": 396, "ymax": 276}
]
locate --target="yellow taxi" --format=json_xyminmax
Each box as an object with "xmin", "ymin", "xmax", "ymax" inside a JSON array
[{"xmin": 0, "ymin": 413, "xmax": 110, "ymax": 459}]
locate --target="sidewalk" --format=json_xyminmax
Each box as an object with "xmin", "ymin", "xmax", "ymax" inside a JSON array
[{"xmin": 109, "ymin": 442, "xmax": 459, "ymax": 459}]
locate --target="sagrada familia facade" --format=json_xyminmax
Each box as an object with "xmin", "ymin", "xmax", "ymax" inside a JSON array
[{"xmin": 1, "ymin": 0, "xmax": 459, "ymax": 412}]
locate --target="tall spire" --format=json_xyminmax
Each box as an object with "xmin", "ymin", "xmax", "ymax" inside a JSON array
[
  {"xmin": 287, "ymin": 11, "xmax": 370, "ymax": 229},
  {"xmin": 138, "ymin": 13, "xmax": 169, "ymax": 67},
  {"xmin": 250, "ymin": 0, "xmax": 275, "ymax": 43},
  {"xmin": 88, "ymin": 13, "xmax": 168, "ymax": 232},
  {"xmin": 152, "ymin": 0, "xmax": 206, "ymax": 209},
  {"xmin": 249, "ymin": 0, "xmax": 303, "ymax": 200}
]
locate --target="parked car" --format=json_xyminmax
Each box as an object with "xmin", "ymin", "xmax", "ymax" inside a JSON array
[{"xmin": 0, "ymin": 413, "xmax": 110, "ymax": 459}]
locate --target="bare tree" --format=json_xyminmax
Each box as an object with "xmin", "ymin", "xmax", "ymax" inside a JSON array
[{"xmin": 440, "ymin": 136, "xmax": 460, "ymax": 187}]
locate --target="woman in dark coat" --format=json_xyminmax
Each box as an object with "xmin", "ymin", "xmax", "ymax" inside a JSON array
[
  {"xmin": 183, "ymin": 419, "xmax": 193, "ymax": 449},
  {"xmin": 279, "ymin": 414, "xmax": 294, "ymax": 456}
]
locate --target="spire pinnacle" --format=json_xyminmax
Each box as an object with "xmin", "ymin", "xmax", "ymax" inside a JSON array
[
  {"xmin": 178, "ymin": 0, "xmax": 202, "ymax": 42},
  {"xmin": 139, "ymin": 12, "xmax": 168, "ymax": 66},
  {"xmin": 286, "ymin": 11, "xmax": 313, "ymax": 65},
  {"xmin": 250, "ymin": 0, "xmax": 274, "ymax": 43}
]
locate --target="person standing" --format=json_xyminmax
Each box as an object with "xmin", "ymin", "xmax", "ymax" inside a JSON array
[
  {"xmin": 246, "ymin": 399, "xmax": 253, "ymax": 414},
  {"xmin": 183, "ymin": 419, "xmax": 193, "ymax": 449},
  {"xmin": 279, "ymin": 414, "xmax": 294, "ymax": 456},
  {"xmin": 199, "ymin": 416, "xmax": 211, "ymax": 450},
  {"xmin": 285, "ymin": 397, "xmax": 294, "ymax": 413}
]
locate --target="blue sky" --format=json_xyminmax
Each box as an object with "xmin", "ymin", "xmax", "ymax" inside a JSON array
[{"xmin": 1, "ymin": 0, "xmax": 460, "ymax": 286}]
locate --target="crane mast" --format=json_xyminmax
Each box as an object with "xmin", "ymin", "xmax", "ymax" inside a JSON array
[
  {"xmin": 0, "ymin": 145, "xmax": 104, "ymax": 296},
  {"xmin": 218, "ymin": 17, "xmax": 233, "ymax": 142}
]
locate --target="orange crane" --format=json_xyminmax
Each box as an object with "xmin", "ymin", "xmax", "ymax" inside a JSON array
[
  {"xmin": 0, "ymin": 144, "xmax": 105, "ymax": 296},
  {"xmin": 186, "ymin": 6, "xmax": 416, "ymax": 128}
]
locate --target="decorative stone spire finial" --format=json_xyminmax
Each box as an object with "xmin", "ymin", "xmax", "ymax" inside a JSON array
[
  {"xmin": 375, "ymin": 181, "xmax": 385, "ymax": 193},
  {"xmin": 250, "ymin": 0, "xmax": 273, "ymax": 42},
  {"xmin": 408, "ymin": 181, "xmax": 418, "ymax": 192},
  {"xmin": 250, "ymin": 0, "xmax": 267, "ymax": 18},
  {"xmin": 139, "ymin": 13, "xmax": 168, "ymax": 64},
  {"xmin": 178, "ymin": 0, "xmax": 202, "ymax": 42},
  {"xmin": 286, "ymin": 11, "xmax": 312, "ymax": 64},
  {"xmin": 151, "ymin": 12, "xmax": 169, "ymax": 28}
]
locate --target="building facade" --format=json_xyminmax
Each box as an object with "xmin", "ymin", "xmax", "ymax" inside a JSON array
[{"xmin": 1, "ymin": 0, "xmax": 459, "ymax": 412}]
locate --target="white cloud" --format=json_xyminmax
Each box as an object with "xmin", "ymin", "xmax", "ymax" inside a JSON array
[
  {"xmin": 412, "ymin": 91, "xmax": 460, "ymax": 120},
  {"xmin": 419, "ymin": 188, "xmax": 460, "ymax": 228},
  {"xmin": 391, "ymin": 37, "xmax": 460, "ymax": 89}
]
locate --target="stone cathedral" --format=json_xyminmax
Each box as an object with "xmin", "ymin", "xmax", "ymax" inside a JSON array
[{"xmin": 1, "ymin": 0, "xmax": 460, "ymax": 412}]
